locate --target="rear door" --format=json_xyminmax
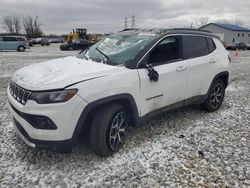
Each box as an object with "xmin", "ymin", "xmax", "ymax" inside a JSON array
[
  {"xmin": 0, "ymin": 37, "xmax": 4, "ymax": 50},
  {"xmin": 137, "ymin": 35, "xmax": 189, "ymax": 116},
  {"xmin": 183, "ymin": 35, "xmax": 217, "ymax": 99},
  {"xmin": 3, "ymin": 37, "xmax": 18, "ymax": 50}
]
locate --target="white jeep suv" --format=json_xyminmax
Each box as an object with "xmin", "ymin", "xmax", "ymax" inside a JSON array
[{"xmin": 7, "ymin": 29, "xmax": 230, "ymax": 157}]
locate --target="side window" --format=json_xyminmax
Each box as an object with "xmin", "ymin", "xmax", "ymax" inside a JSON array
[
  {"xmin": 17, "ymin": 37, "xmax": 25, "ymax": 41},
  {"xmin": 184, "ymin": 36, "xmax": 208, "ymax": 58},
  {"xmin": 148, "ymin": 36, "xmax": 182, "ymax": 65},
  {"xmin": 206, "ymin": 38, "xmax": 216, "ymax": 53},
  {"xmin": 3, "ymin": 37, "xmax": 17, "ymax": 42}
]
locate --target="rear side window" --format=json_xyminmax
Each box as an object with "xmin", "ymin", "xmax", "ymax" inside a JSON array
[
  {"xmin": 3, "ymin": 37, "xmax": 17, "ymax": 42},
  {"xmin": 184, "ymin": 36, "xmax": 208, "ymax": 58},
  {"xmin": 206, "ymin": 38, "xmax": 216, "ymax": 53}
]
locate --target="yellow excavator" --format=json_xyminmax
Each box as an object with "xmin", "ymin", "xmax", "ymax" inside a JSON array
[{"xmin": 66, "ymin": 28, "xmax": 98, "ymax": 43}]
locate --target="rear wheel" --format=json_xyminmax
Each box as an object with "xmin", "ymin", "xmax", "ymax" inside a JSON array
[
  {"xmin": 89, "ymin": 104, "xmax": 128, "ymax": 157},
  {"xmin": 17, "ymin": 46, "xmax": 25, "ymax": 52},
  {"xmin": 201, "ymin": 79, "xmax": 225, "ymax": 112}
]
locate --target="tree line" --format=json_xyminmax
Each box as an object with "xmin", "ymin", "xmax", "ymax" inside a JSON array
[{"xmin": 2, "ymin": 15, "xmax": 43, "ymax": 38}]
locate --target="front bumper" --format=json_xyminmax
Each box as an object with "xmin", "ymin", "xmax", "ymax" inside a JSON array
[
  {"xmin": 7, "ymin": 86, "xmax": 88, "ymax": 152},
  {"xmin": 12, "ymin": 116, "xmax": 74, "ymax": 152}
]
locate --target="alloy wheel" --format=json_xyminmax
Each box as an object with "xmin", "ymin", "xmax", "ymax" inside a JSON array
[
  {"xmin": 209, "ymin": 83, "xmax": 224, "ymax": 109},
  {"xmin": 109, "ymin": 111, "xmax": 127, "ymax": 151}
]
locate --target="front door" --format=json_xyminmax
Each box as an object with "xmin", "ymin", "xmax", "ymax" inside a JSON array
[{"xmin": 137, "ymin": 36, "xmax": 189, "ymax": 116}]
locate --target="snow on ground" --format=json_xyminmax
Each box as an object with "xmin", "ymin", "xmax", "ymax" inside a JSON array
[{"xmin": 0, "ymin": 46, "xmax": 250, "ymax": 187}]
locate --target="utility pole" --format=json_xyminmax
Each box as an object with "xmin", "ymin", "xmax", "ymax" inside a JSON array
[
  {"xmin": 124, "ymin": 17, "xmax": 128, "ymax": 29},
  {"xmin": 131, "ymin": 15, "xmax": 135, "ymax": 28}
]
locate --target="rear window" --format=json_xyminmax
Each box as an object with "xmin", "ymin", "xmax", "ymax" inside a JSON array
[
  {"xmin": 3, "ymin": 37, "xmax": 17, "ymax": 42},
  {"xmin": 206, "ymin": 38, "xmax": 216, "ymax": 53},
  {"xmin": 184, "ymin": 36, "xmax": 208, "ymax": 58}
]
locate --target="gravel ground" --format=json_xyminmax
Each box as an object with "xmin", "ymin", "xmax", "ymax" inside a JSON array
[{"xmin": 0, "ymin": 45, "xmax": 249, "ymax": 188}]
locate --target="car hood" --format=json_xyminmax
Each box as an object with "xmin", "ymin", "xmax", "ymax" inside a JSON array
[{"xmin": 12, "ymin": 56, "xmax": 123, "ymax": 91}]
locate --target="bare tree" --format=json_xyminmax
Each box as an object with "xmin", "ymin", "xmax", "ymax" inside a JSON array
[
  {"xmin": 195, "ymin": 17, "xmax": 210, "ymax": 28},
  {"xmin": 23, "ymin": 15, "xmax": 43, "ymax": 38},
  {"xmin": 2, "ymin": 15, "xmax": 21, "ymax": 35},
  {"xmin": 13, "ymin": 16, "xmax": 21, "ymax": 34}
]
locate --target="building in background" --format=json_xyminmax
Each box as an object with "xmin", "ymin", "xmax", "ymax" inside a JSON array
[{"xmin": 200, "ymin": 23, "xmax": 250, "ymax": 47}]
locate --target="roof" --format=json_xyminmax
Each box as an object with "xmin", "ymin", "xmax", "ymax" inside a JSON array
[{"xmin": 200, "ymin": 23, "xmax": 250, "ymax": 32}]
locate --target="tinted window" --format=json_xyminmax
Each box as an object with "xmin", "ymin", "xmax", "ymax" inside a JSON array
[
  {"xmin": 3, "ymin": 37, "xmax": 17, "ymax": 42},
  {"xmin": 17, "ymin": 37, "xmax": 25, "ymax": 41},
  {"xmin": 184, "ymin": 36, "xmax": 208, "ymax": 58},
  {"xmin": 148, "ymin": 36, "xmax": 182, "ymax": 65},
  {"xmin": 206, "ymin": 38, "xmax": 216, "ymax": 53}
]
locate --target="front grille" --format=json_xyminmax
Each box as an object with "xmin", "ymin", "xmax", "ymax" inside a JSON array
[{"xmin": 9, "ymin": 81, "xmax": 31, "ymax": 105}]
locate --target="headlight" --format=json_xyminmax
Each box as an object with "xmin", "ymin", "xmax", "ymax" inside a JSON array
[{"xmin": 29, "ymin": 89, "xmax": 78, "ymax": 104}]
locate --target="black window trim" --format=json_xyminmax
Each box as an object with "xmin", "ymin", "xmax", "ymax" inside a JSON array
[
  {"xmin": 183, "ymin": 35, "xmax": 216, "ymax": 60},
  {"xmin": 205, "ymin": 37, "xmax": 217, "ymax": 54},
  {"xmin": 136, "ymin": 33, "xmax": 218, "ymax": 69},
  {"xmin": 145, "ymin": 35, "xmax": 184, "ymax": 67},
  {"xmin": 137, "ymin": 34, "xmax": 184, "ymax": 68}
]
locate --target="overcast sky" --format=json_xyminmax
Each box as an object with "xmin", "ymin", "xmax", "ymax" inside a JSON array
[{"xmin": 0, "ymin": 0, "xmax": 250, "ymax": 34}]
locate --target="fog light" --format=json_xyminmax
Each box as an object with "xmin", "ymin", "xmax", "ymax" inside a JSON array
[
  {"xmin": 28, "ymin": 116, "xmax": 57, "ymax": 130},
  {"xmin": 9, "ymin": 102, "xmax": 57, "ymax": 130}
]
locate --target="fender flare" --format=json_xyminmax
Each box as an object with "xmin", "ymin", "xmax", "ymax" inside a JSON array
[
  {"xmin": 203, "ymin": 71, "xmax": 229, "ymax": 102},
  {"xmin": 211, "ymin": 71, "xmax": 229, "ymax": 87},
  {"xmin": 71, "ymin": 93, "xmax": 140, "ymax": 145}
]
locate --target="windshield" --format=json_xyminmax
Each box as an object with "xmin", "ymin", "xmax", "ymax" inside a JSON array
[{"xmin": 77, "ymin": 30, "xmax": 158, "ymax": 66}]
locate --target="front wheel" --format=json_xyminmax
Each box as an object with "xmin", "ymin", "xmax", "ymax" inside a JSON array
[
  {"xmin": 89, "ymin": 104, "xmax": 128, "ymax": 157},
  {"xmin": 17, "ymin": 46, "xmax": 25, "ymax": 52},
  {"xmin": 201, "ymin": 79, "xmax": 225, "ymax": 112}
]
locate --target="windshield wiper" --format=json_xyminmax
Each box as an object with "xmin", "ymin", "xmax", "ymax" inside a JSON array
[{"xmin": 96, "ymin": 47, "xmax": 109, "ymax": 64}]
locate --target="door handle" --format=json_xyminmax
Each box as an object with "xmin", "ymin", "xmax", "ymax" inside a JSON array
[
  {"xmin": 209, "ymin": 59, "xmax": 216, "ymax": 63},
  {"xmin": 176, "ymin": 65, "xmax": 187, "ymax": 72}
]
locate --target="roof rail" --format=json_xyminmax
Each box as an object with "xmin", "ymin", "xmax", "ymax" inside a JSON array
[
  {"xmin": 120, "ymin": 28, "xmax": 139, "ymax": 32},
  {"xmin": 172, "ymin": 28, "xmax": 211, "ymax": 33}
]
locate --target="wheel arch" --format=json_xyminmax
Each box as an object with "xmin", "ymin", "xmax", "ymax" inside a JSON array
[
  {"xmin": 212, "ymin": 71, "xmax": 229, "ymax": 88},
  {"xmin": 17, "ymin": 45, "xmax": 25, "ymax": 51},
  {"xmin": 204, "ymin": 71, "xmax": 229, "ymax": 100},
  {"xmin": 71, "ymin": 93, "xmax": 140, "ymax": 145}
]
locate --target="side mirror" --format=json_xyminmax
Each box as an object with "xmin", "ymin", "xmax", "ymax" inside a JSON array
[{"xmin": 146, "ymin": 64, "xmax": 159, "ymax": 82}]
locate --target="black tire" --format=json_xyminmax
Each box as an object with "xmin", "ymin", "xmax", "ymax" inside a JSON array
[
  {"xmin": 201, "ymin": 79, "xmax": 225, "ymax": 112},
  {"xmin": 17, "ymin": 46, "xmax": 25, "ymax": 52},
  {"xmin": 89, "ymin": 103, "xmax": 128, "ymax": 157}
]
